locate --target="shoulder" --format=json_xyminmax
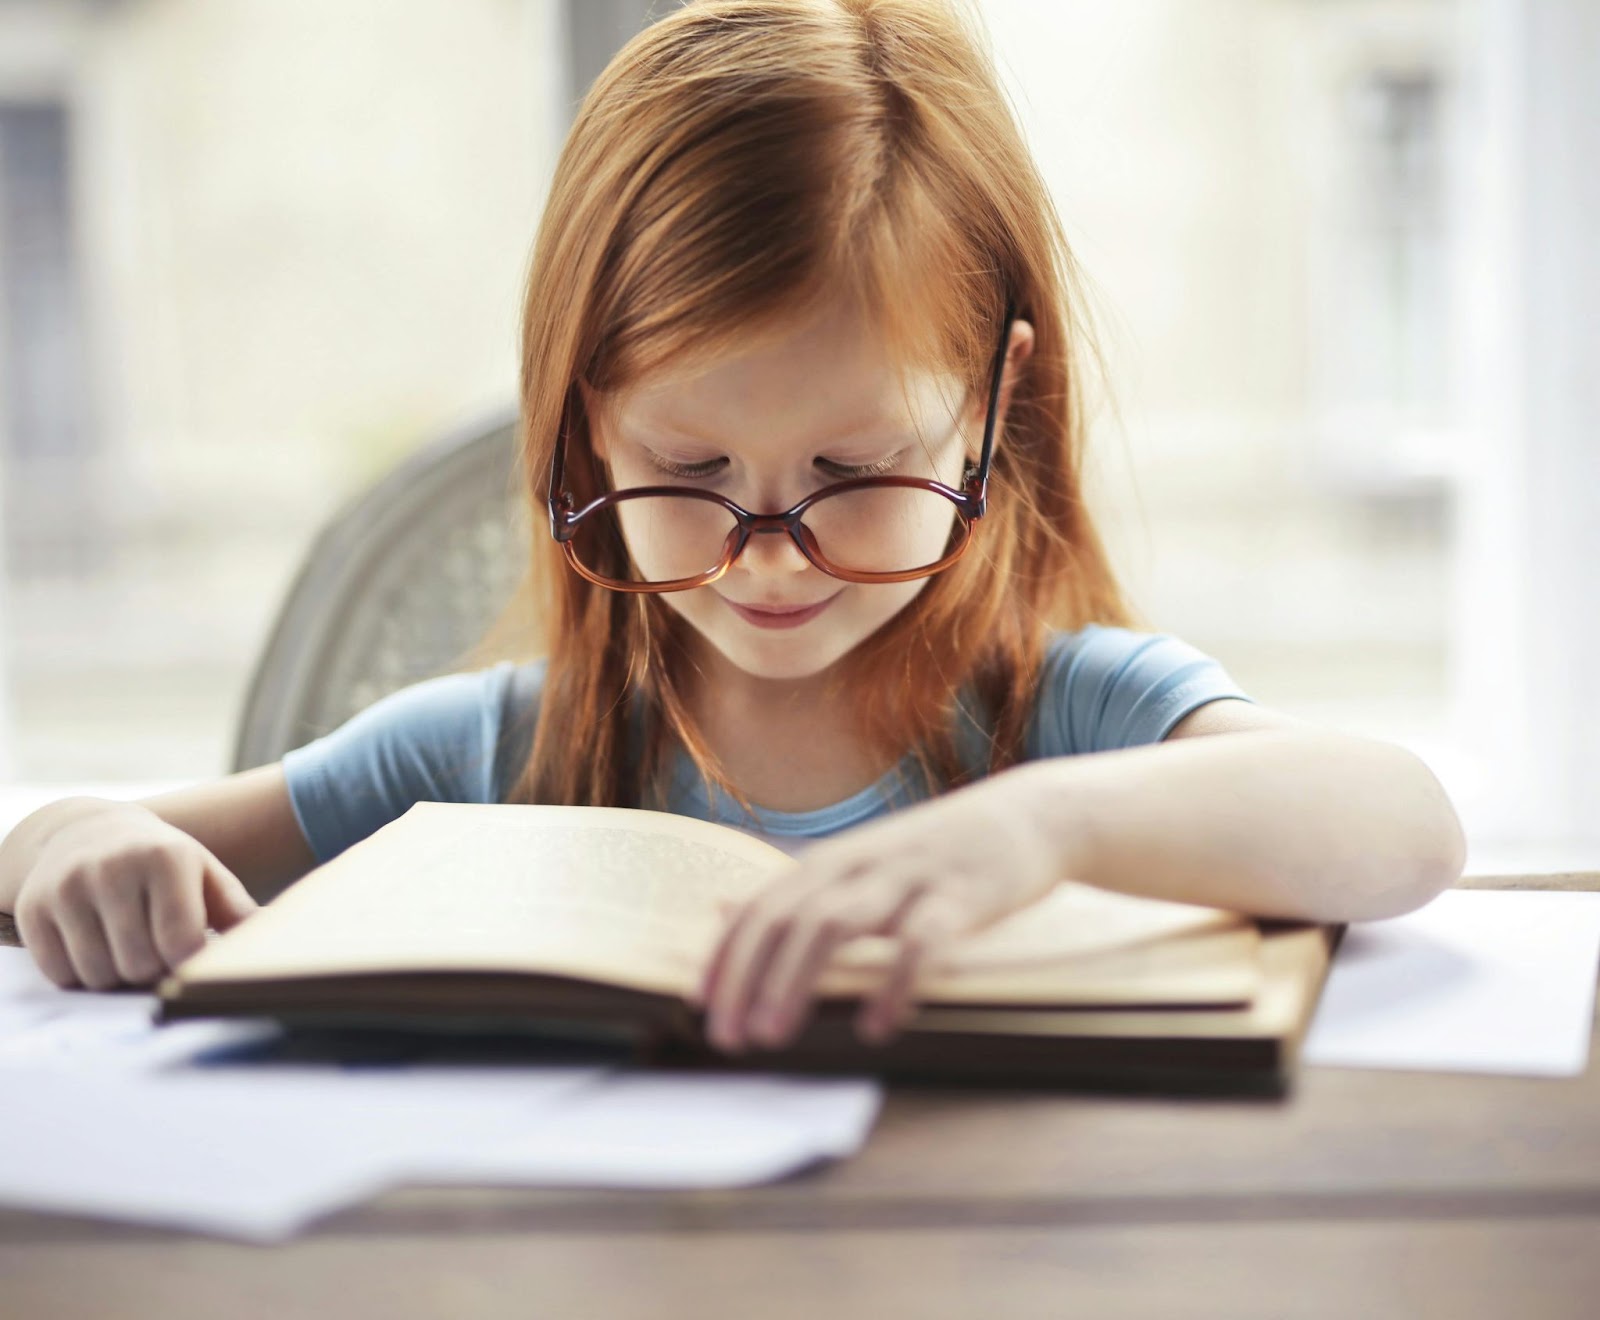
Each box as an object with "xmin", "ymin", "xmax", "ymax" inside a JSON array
[
  {"xmin": 301, "ymin": 660, "xmax": 539, "ymax": 769},
  {"xmin": 1028, "ymin": 624, "xmax": 1254, "ymax": 757},
  {"xmin": 280, "ymin": 657, "xmax": 548, "ymax": 863}
]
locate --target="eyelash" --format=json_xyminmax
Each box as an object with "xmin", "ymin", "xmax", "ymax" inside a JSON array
[{"xmin": 644, "ymin": 451, "xmax": 900, "ymax": 480}]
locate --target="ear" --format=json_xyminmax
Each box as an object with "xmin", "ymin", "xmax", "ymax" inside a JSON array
[
  {"xmin": 993, "ymin": 319, "xmax": 1035, "ymax": 436},
  {"xmin": 968, "ymin": 319, "xmax": 1035, "ymax": 453}
]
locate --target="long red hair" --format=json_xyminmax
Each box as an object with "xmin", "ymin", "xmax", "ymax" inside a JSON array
[{"xmin": 487, "ymin": 0, "xmax": 1135, "ymax": 812}]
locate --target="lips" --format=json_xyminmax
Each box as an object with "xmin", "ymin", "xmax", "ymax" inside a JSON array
[
  {"xmin": 722, "ymin": 591, "xmax": 841, "ymax": 629},
  {"xmin": 734, "ymin": 600, "xmax": 832, "ymax": 615}
]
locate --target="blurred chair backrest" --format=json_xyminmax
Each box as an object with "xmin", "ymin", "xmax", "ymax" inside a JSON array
[{"xmin": 231, "ymin": 406, "xmax": 537, "ymax": 771}]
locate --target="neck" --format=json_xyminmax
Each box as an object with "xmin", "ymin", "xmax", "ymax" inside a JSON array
[
  {"xmin": 671, "ymin": 635, "xmax": 901, "ymax": 813},
  {"xmin": 680, "ymin": 635, "xmax": 843, "ymax": 727}
]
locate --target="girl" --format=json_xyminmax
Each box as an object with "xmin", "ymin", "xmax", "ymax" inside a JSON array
[{"xmin": 0, "ymin": 0, "xmax": 1464, "ymax": 1057}]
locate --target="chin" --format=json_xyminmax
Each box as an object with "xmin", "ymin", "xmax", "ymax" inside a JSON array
[{"xmin": 705, "ymin": 626, "xmax": 859, "ymax": 681}]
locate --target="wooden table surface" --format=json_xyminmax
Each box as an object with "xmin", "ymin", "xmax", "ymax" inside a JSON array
[{"xmin": 3, "ymin": 874, "xmax": 1598, "ymax": 1319}]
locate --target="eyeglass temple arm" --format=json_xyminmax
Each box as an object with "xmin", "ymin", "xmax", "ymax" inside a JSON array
[
  {"xmin": 969, "ymin": 293, "xmax": 1017, "ymax": 516},
  {"xmin": 547, "ymin": 397, "xmax": 574, "ymax": 540}
]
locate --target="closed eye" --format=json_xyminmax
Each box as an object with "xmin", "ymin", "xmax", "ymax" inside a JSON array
[
  {"xmin": 643, "ymin": 452, "xmax": 724, "ymax": 480},
  {"xmin": 641, "ymin": 449, "xmax": 904, "ymax": 480},
  {"xmin": 823, "ymin": 452, "xmax": 901, "ymax": 478}
]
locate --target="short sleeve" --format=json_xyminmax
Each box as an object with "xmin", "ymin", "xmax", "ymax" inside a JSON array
[
  {"xmin": 1027, "ymin": 625, "xmax": 1252, "ymax": 758},
  {"xmin": 280, "ymin": 658, "xmax": 546, "ymax": 864}
]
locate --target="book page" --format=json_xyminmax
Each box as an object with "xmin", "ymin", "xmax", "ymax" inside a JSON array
[
  {"xmin": 176, "ymin": 801, "xmax": 1262, "ymax": 1009},
  {"xmin": 176, "ymin": 802, "xmax": 796, "ymax": 997},
  {"xmin": 815, "ymin": 883, "xmax": 1260, "ymax": 1006},
  {"xmin": 907, "ymin": 924, "xmax": 1332, "ymax": 1040}
]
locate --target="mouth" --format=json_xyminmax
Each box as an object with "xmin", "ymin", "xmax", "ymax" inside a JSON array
[{"xmin": 722, "ymin": 591, "xmax": 842, "ymax": 630}]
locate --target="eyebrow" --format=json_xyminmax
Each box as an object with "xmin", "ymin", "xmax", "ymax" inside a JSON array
[{"xmin": 636, "ymin": 415, "xmax": 914, "ymax": 448}]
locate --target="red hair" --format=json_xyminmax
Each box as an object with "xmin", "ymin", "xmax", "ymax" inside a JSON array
[{"xmin": 485, "ymin": 0, "xmax": 1135, "ymax": 811}]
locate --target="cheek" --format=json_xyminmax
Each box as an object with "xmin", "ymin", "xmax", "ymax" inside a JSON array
[
  {"xmin": 873, "ymin": 576, "xmax": 932, "ymax": 616},
  {"xmin": 837, "ymin": 576, "xmax": 930, "ymax": 633},
  {"xmin": 917, "ymin": 502, "xmax": 961, "ymax": 559},
  {"xmin": 658, "ymin": 586, "xmax": 741, "ymax": 647}
]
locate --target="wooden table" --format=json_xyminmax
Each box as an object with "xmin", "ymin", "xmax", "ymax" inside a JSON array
[{"xmin": 3, "ymin": 875, "xmax": 1598, "ymax": 1319}]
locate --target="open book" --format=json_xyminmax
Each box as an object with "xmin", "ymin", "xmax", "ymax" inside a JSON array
[{"xmin": 156, "ymin": 802, "xmax": 1336, "ymax": 1093}]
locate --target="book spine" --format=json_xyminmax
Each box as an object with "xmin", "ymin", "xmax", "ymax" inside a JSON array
[{"xmin": 640, "ymin": 1011, "xmax": 1288, "ymax": 1097}]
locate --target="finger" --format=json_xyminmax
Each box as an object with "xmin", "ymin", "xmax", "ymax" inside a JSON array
[
  {"xmin": 93, "ymin": 867, "xmax": 167, "ymax": 985},
  {"xmin": 147, "ymin": 849, "xmax": 210, "ymax": 971},
  {"xmin": 858, "ymin": 893, "xmax": 968, "ymax": 1044},
  {"xmin": 744, "ymin": 901, "xmax": 856, "ymax": 1049},
  {"xmin": 747, "ymin": 880, "xmax": 928, "ymax": 1048},
  {"xmin": 704, "ymin": 884, "xmax": 826, "ymax": 1053},
  {"xmin": 14, "ymin": 908, "xmax": 80, "ymax": 989},
  {"xmin": 693, "ymin": 852, "xmax": 855, "ymax": 1009},
  {"xmin": 52, "ymin": 893, "xmax": 121, "ymax": 991},
  {"xmin": 202, "ymin": 860, "xmax": 259, "ymax": 931},
  {"xmin": 695, "ymin": 874, "xmax": 823, "ymax": 1015},
  {"xmin": 704, "ymin": 906, "xmax": 792, "ymax": 1053},
  {"xmin": 689, "ymin": 897, "xmax": 748, "ymax": 1008}
]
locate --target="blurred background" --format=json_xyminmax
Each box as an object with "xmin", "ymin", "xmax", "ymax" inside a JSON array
[{"xmin": 0, "ymin": 0, "xmax": 1594, "ymax": 867}]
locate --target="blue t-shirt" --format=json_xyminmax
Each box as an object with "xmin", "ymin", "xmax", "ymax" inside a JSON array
[{"xmin": 281, "ymin": 624, "xmax": 1250, "ymax": 864}]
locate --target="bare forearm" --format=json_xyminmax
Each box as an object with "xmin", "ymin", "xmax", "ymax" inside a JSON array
[{"xmin": 1008, "ymin": 730, "xmax": 1466, "ymax": 922}]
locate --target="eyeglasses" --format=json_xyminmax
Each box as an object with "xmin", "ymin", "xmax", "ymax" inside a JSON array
[{"xmin": 547, "ymin": 295, "xmax": 1016, "ymax": 593}]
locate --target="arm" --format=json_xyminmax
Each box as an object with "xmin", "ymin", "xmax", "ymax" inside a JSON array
[
  {"xmin": 697, "ymin": 695, "xmax": 1467, "ymax": 1054},
  {"xmin": 0, "ymin": 766, "xmax": 316, "ymax": 987},
  {"xmin": 134, "ymin": 763, "xmax": 320, "ymax": 901},
  {"xmin": 0, "ymin": 764, "xmax": 317, "ymax": 915},
  {"xmin": 1008, "ymin": 698, "xmax": 1467, "ymax": 923}
]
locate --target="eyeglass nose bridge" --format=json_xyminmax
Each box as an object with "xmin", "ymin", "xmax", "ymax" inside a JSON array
[{"xmin": 722, "ymin": 506, "xmax": 825, "ymax": 573}]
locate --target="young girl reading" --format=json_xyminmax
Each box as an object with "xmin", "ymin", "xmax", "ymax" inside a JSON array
[{"xmin": 0, "ymin": 0, "xmax": 1465, "ymax": 1056}]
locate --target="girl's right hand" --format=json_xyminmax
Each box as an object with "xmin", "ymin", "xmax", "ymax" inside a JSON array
[{"xmin": 13, "ymin": 801, "xmax": 259, "ymax": 990}]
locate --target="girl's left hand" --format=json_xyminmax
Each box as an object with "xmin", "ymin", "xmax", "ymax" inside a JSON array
[{"xmin": 691, "ymin": 774, "xmax": 1067, "ymax": 1053}]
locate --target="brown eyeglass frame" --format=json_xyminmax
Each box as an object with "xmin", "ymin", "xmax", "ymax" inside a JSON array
[{"xmin": 547, "ymin": 294, "xmax": 1017, "ymax": 593}]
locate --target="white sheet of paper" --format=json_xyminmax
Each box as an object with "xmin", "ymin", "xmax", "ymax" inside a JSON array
[
  {"xmin": 1303, "ymin": 889, "xmax": 1600, "ymax": 1077},
  {"xmin": 0, "ymin": 1064, "xmax": 605, "ymax": 1242},
  {"xmin": 0, "ymin": 946, "xmax": 281, "ymax": 1070},
  {"xmin": 403, "ymin": 1071, "xmax": 883, "ymax": 1189},
  {"xmin": 0, "ymin": 1057, "xmax": 881, "ymax": 1238}
]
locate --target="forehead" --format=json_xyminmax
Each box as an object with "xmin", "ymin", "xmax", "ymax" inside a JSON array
[{"xmin": 604, "ymin": 291, "xmax": 964, "ymax": 446}]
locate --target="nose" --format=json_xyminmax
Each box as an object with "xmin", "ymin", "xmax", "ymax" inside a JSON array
[{"xmin": 731, "ymin": 525, "xmax": 813, "ymax": 577}]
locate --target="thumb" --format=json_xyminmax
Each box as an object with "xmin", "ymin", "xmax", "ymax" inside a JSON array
[{"xmin": 202, "ymin": 862, "xmax": 260, "ymax": 931}]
